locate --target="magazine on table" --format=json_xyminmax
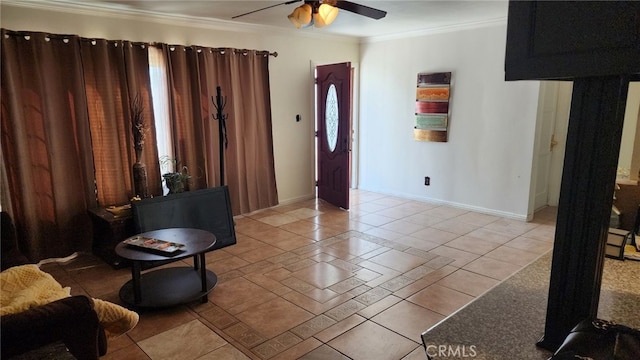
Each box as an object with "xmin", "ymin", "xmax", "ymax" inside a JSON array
[{"xmin": 123, "ymin": 236, "xmax": 185, "ymax": 253}]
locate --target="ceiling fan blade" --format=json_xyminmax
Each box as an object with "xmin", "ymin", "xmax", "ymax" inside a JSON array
[
  {"xmin": 334, "ymin": 1, "xmax": 387, "ymax": 20},
  {"xmin": 232, "ymin": 0, "xmax": 302, "ymax": 19}
]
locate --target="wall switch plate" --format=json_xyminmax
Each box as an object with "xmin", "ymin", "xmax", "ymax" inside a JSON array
[{"xmin": 425, "ymin": 177, "xmax": 430, "ymax": 186}]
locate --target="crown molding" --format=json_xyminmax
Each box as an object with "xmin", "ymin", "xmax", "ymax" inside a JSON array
[
  {"xmin": 1, "ymin": 0, "xmax": 360, "ymax": 44},
  {"xmin": 362, "ymin": 17, "xmax": 508, "ymax": 44}
]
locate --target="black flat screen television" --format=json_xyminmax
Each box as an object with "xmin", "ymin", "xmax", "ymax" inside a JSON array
[{"xmin": 131, "ymin": 186, "xmax": 236, "ymax": 250}]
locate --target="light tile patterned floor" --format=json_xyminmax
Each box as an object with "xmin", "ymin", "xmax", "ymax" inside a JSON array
[{"xmin": 43, "ymin": 190, "xmax": 556, "ymax": 360}]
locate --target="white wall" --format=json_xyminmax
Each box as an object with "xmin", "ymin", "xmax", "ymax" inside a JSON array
[
  {"xmin": 618, "ymin": 83, "xmax": 640, "ymax": 179},
  {"xmin": 358, "ymin": 24, "xmax": 541, "ymax": 219},
  {"xmin": 1, "ymin": 3, "xmax": 360, "ymax": 205}
]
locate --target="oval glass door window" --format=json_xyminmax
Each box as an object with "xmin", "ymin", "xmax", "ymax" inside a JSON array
[{"xmin": 325, "ymin": 84, "xmax": 339, "ymax": 152}]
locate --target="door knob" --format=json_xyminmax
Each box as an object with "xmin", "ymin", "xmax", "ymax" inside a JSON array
[{"xmin": 550, "ymin": 134, "xmax": 559, "ymax": 152}]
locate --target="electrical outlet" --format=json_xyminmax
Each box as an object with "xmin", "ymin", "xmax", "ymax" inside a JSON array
[{"xmin": 425, "ymin": 176, "xmax": 430, "ymax": 186}]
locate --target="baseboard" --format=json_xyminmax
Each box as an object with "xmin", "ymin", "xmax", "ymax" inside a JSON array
[
  {"xmin": 277, "ymin": 193, "xmax": 316, "ymax": 206},
  {"xmin": 356, "ymin": 186, "xmax": 528, "ymax": 222}
]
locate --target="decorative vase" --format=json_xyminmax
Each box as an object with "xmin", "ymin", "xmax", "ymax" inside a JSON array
[
  {"xmin": 134, "ymin": 148, "xmax": 143, "ymax": 164},
  {"xmin": 133, "ymin": 162, "xmax": 148, "ymax": 198},
  {"xmin": 132, "ymin": 148, "xmax": 148, "ymax": 198}
]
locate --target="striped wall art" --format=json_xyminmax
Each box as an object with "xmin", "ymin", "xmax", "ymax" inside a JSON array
[{"xmin": 414, "ymin": 72, "xmax": 451, "ymax": 142}]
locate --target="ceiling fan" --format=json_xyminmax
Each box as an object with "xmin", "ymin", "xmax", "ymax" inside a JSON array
[{"xmin": 232, "ymin": 0, "xmax": 387, "ymax": 29}]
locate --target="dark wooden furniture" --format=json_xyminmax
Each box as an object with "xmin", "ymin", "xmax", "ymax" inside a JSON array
[
  {"xmin": 115, "ymin": 228, "xmax": 217, "ymax": 308},
  {"xmin": 88, "ymin": 207, "xmax": 135, "ymax": 269},
  {"xmin": 505, "ymin": 0, "xmax": 640, "ymax": 351},
  {"xmin": 606, "ymin": 228, "xmax": 629, "ymax": 260},
  {"xmin": 90, "ymin": 186, "xmax": 236, "ymax": 269},
  {"xmin": 614, "ymin": 183, "xmax": 640, "ymax": 231},
  {"xmin": 505, "ymin": 1, "xmax": 640, "ymax": 81},
  {"xmin": 131, "ymin": 186, "xmax": 237, "ymax": 250}
]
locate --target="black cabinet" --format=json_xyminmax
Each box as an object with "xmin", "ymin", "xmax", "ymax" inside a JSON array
[
  {"xmin": 505, "ymin": 1, "xmax": 640, "ymax": 80},
  {"xmin": 88, "ymin": 207, "xmax": 135, "ymax": 268}
]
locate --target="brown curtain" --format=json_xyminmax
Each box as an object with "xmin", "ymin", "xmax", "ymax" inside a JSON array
[
  {"xmin": 163, "ymin": 45, "xmax": 278, "ymax": 214},
  {"xmin": 81, "ymin": 39, "xmax": 161, "ymax": 206},
  {"xmin": 208, "ymin": 49, "xmax": 278, "ymax": 214},
  {"xmin": 1, "ymin": 30, "xmax": 161, "ymax": 261},
  {"xmin": 162, "ymin": 44, "xmax": 208, "ymax": 190},
  {"xmin": 1, "ymin": 30, "xmax": 96, "ymax": 261},
  {"xmin": 1, "ymin": 28, "xmax": 277, "ymax": 260}
]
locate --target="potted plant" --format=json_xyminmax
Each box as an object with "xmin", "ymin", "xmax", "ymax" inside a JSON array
[{"xmin": 159, "ymin": 156, "xmax": 191, "ymax": 194}]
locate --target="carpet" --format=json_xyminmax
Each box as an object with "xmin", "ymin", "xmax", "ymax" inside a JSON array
[{"xmin": 421, "ymin": 251, "xmax": 640, "ymax": 360}]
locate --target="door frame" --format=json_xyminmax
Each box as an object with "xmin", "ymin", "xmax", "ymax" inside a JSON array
[
  {"xmin": 528, "ymin": 81, "xmax": 571, "ymax": 219},
  {"xmin": 531, "ymin": 81, "xmax": 559, "ymax": 212},
  {"xmin": 311, "ymin": 61, "xmax": 359, "ymax": 202}
]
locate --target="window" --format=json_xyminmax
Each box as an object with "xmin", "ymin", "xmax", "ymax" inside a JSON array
[{"xmin": 148, "ymin": 46, "xmax": 173, "ymax": 194}]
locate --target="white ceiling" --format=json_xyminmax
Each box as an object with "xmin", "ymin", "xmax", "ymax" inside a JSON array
[{"xmin": 43, "ymin": 0, "xmax": 509, "ymax": 39}]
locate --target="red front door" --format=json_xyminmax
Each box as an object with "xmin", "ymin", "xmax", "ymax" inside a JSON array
[{"xmin": 316, "ymin": 62, "xmax": 352, "ymax": 210}]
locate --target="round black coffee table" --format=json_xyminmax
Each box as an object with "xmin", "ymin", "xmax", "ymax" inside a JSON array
[{"xmin": 115, "ymin": 228, "xmax": 217, "ymax": 308}]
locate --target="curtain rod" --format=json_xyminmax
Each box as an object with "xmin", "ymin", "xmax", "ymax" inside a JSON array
[
  {"xmin": 232, "ymin": 49, "xmax": 278, "ymax": 57},
  {"xmin": 2, "ymin": 29, "xmax": 277, "ymax": 58},
  {"xmin": 160, "ymin": 44, "xmax": 277, "ymax": 57},
  {"xmin": 2, "ymin": 29, "xmax": 151, "ymax": 48},
  {"xmin": 2, "ymin": 29, "xmax": 79, "ymax": 41}
]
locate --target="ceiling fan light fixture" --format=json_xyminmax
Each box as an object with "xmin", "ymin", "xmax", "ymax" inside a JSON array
[
  {"xmin": 288, "ymin": 4, "xmax": 312, "ymax": 28},
  {"xmin": 314, "ymin": 3, "xmax": 339, "ymax": 28}
]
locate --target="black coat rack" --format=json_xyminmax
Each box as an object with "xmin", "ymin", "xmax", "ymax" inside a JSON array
[{"xmin": 212, "ymin": 86, "xmax": 228, "ymax": 186}]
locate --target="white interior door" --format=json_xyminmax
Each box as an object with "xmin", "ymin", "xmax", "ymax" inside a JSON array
[
  {"xmin": 547, "ymin": 82, "xmax": 573, "ymax": 206},
  {"xmin": 531, "ymin": 81, "xmax": 571, "ymax": 213},
  {"xmin": 533, "ymin": 82, "xmax": 559, "ymax": 211}
]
